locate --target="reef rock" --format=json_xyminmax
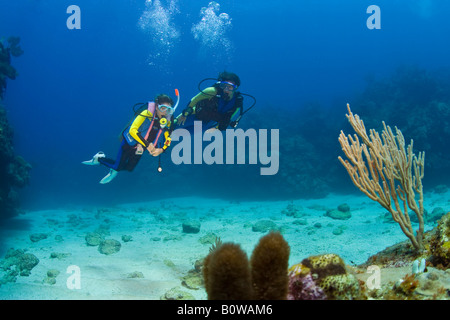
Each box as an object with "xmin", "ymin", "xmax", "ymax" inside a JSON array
[
  {"xmin": 182, "ymin": 220, "xmax": 201, "ymax": 234},
  {"xmin": 161, "ymin": 286, "xmax": 195, "ymax": 300},
  {"xmin": 414, "ymin": 267, "xmax": 450, "ymax": 298},
  {"xmin": 252, "ymin": 220, "xmax": 278, "ymax": 233},
  {"xmin": 281, "ymin": 202, "xmax": 304, "ymax": 218},
  {"xmin": 43, "ymin": 269, "xmax": 60, "ymax": 285},
  {"xmin": 98, "ymin": 239, "xmax": 121, "ymax": 255},
  {"xmin": 85, "ymin": 232, "xmax": 105, "ymax": 246},
  {"xmin": 182, "ymin": 269, "xmax": 204, "ymax": 290},
  {"xmin": 127, "ymin": 271, "xmax": 144, "ymax": 278},
  {"xmin": 429, "ymin": 212, "xmax": 450, "ymax": 269},
  {"xmin": 288, "ymin": 253, "xmax": 363, "ymax": 300},
  {"xmin": 0, "ymin": 248, "xmax": 39, "ymax": 278},
  {"xmin": 0, "ymin": 37, "xmax": 30, "ymax": 221},
  {"xmin": 325, "ymin": 208, "xmax": 352, "ymax": 220},
  {"xmin": 30, "ymin": 233, "xmax": 48, "ymax": 243}
]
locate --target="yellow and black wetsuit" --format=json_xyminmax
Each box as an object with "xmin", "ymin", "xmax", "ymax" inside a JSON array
[
  {"xmin": 99, "ymin": 108, "xmax": 172, "ymax": 172},
  {"xmin": 181, "ymin": 86, "xmax": 243, "ymax": 131},
  {"xmin": 127, "ymin": 109, "xmax": 172, "ymax": 151}
]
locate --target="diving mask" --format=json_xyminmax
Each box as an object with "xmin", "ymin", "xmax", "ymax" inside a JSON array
[
  {"xmin": 156, "ymin": 89, "xmax": 180, "ymax": 115},
  {"xmin": 158, "ymin": 104, "xmax": 174, "ymax": 115},
  {"xmin": 219, "ymin": 81, "xmax": 237, "ymax": 92}
]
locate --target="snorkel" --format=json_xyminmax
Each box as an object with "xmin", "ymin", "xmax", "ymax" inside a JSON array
[{"xmin": 173, "ymin": 88, "xmax": 180, "ymax": 113}]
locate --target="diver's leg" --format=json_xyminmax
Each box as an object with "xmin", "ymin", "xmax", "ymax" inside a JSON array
[
  {"xmin": 124, "ymin": 150, "xmax": 143, "ymax": 172},
  {"xmin": 98, "ymin": 141, "xmax": 131, "ymax": 183},
  {"xmin": 97, "ymin": 140, "xmax": 128, "ymax": 171},
  {"xmin": 98, "ymin": 152, "xmax": 122, "ymax": 184}
]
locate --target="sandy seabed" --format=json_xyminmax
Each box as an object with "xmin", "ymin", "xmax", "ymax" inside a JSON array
[{"xmin": 0, "ymin": 191, "xmax": 447, "ymax": 300}]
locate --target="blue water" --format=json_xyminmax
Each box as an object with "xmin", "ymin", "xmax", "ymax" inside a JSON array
[{"xmin": 1, "ymin": 0, "xmax": 450, "ymax": 210}]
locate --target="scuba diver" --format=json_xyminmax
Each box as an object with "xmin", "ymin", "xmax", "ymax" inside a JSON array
[
  {"xmin": 82, "ymin": 91, "xmax": 179, "ymax": 184},
  {"xmin": 174, "ymin": 71, "xmax": 250, "ymax": 132}
]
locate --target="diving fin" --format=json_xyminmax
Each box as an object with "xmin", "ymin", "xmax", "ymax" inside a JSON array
[
  {"xmin": 100, "ymin": 169, "xmax": 118, "ymax": 184},
  {"xmin": 82, "ymin": 151, "xmax": 106, "ymax": 165}
]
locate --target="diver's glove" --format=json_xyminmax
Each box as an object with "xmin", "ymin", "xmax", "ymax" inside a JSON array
[{"xmin": 182, "ymin": 107, "xmax": 194, "ymax": 117}]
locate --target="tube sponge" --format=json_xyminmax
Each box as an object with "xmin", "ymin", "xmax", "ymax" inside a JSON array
[
  {"xmin": 250, "ymin": 231, "xmax": 290, "ymax": 300},
  {"xmin": 203, "ymin": 242, "xmax": 253, "ymax": 300},
  {"xmin": 203, "ymin": 231, "xmax": 290, "ymax": 300}
]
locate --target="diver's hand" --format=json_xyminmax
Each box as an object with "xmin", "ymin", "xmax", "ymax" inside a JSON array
[
  {"xmin": 147, "ymin": 143, "xmax": 156, "ymax": 154},
  {"xmin": 135, "ymin": 144, "xmax": 144, "ymax": 155},
  {"xmin": 205, "ymin": 127, "xmax": 218, "ymax": 134},
  {"xmin": 177, "ymin": 115, "xmax": 186, "ymax": 125},
  {"xmin": 150, "ymin": 148, "xmax": 163, "ymax": 157}
]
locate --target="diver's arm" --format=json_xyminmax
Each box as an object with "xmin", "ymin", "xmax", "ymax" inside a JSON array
[
  {"xmin": 129, "ymin": 110, "xmax": 151, "ymax": 147},
  {"xmin": 161, "ymin": 131, "xmax": 172, "ymax": 153},
  {"xmin": 181, "ymin": 87, "xmax": 217, "ymax": 116},
  {"xmin": 189, "ymin": 87, "xmax": 217, "ymax": 107},
  {"xmin": 149, "ymin": 131, "xmax": 171, "ymax": 157}
]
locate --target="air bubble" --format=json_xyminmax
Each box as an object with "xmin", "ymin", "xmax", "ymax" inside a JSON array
[
  {"xmin": 191, "ymin": 1, "xmax": 233, "ymax": 64},
  {"xmin": 138, "ymin": 0, "xmax": 180, "ymax": 67}
]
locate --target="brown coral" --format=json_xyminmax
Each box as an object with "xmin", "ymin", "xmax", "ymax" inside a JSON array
[
  {"xmin": 250, "ymin": 231, "xmax": 290, "ymax": 299},
  {"xmin": 203, "ymin": 243, "xmax": 253, "ymax": 300},
  {"xmin": 203, "ymin": 231, "xmax": 290, "ymax": 300}
]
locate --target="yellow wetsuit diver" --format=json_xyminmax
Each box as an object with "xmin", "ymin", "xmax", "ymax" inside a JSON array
[{"xmin": 82, "ymin": 93, "xmax": 177, "ymax": 184}]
